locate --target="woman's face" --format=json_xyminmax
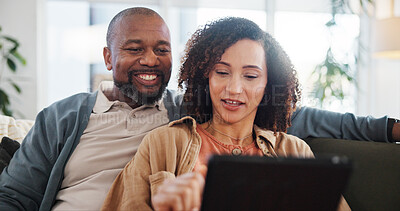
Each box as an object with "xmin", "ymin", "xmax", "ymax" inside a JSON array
[{"xmin": 208, "ymin": 39, "xmax": 267, "ymax": 125}]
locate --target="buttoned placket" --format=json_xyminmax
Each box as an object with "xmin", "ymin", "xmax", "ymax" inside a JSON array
[
  {"xmin": 126, "ymin": 106, "xmax": 147, "ymax": 132},
  {"xmin": 256, "ymin": 137, "xmax": 273, "ymax": 157},
  {"xmin": 126, "ymin": 104, "xmax": 166, "ymax": 133}
]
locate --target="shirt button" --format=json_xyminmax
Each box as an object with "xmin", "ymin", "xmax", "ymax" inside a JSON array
[{"xmin": 232, "ymin": 148, "xmax": 242, "ymax": 156}]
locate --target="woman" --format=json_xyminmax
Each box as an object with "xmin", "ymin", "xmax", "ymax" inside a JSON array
[{"xmin": 102, "ymin": 17, "xmax": 349, "ymax": 211}]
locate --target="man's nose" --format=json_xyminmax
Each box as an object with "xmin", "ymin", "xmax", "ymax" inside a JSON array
[{"xmin": 139, "ymin": 50, "xmax": 159, "ymax": 67}]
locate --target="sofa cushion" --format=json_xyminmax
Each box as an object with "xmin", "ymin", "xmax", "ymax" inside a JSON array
[
  {"xmin": 0, "ymin": 136, "xmax": 20, "ymax": 173},
  {"xmin": 306, "ymin": 138, "xmax": 400, "ymax": 211},
  {"xmin": 0, "ymin": 115, "xmax": 34, "ymax": 143}
]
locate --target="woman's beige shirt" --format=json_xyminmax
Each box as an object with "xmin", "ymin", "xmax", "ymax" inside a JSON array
[{"xmin": 101, "ymin": 116, "xmax": 315, "ymax": 210}]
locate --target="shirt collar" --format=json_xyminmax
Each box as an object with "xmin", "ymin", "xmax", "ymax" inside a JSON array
[
  {"xmin": 93, "ymin": 81, "xmax": 116, "ymax": 114},
  {"xmin": 93, "ymin": 81, "xmax": 164, "ymax": 114},
  {"xmin": 254, "ymin": 125, "xmax": 277, "ymax": 148}
]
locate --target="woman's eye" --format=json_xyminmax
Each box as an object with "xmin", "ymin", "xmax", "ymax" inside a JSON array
[
  {"xmin": 245, "ymin": 75, "xmax": 258, "ymax": 79},
  {"xmin": 215, "ymin": 70, "xmax": 229, "ymax": 75}
]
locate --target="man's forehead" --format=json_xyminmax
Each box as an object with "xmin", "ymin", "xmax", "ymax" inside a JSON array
[
  {"xmin": 120, "ymin": 15, "xmax": 166, "ymax": 29},
  {"xmin": 118, "ymin": 15, "xmax": 170, "ymax": 38}
]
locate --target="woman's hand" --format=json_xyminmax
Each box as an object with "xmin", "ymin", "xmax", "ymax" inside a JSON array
[{"xmin": 152, "ymin": 169, "xmax": 206, "ymax": 211}]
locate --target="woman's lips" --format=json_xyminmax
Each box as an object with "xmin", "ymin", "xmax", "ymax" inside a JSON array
[{"xmin": 221, "ymin": 99, "xmax": 244, "ymax": 111}]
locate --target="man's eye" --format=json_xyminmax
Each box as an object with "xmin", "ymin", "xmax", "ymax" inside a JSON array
[
  {"xmin": 127, "ymin": 48, "xmax": 142, "ymax": 52},
  {"xmin": 155, "ymin": 48, "xmax": 170, "ymax": 53}
]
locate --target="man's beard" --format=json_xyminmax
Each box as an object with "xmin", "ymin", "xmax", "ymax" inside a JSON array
[{"xmin": 114, "ymin": 71, "xmax": 167, "ymax": 105}]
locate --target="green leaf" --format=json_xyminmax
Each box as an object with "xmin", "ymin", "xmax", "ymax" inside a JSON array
[
  {"xmin": 0, "ymin": 89, "xmax": 12, "ymax": 116},
  {"xmin": 11, "ymin": 83, "xmax": 21, "ymax": 93},
  {"xmin": 10, "ymin": 50, "xmax": 26, "ymax": 65},
  {"xmin": 0, "ymin": 89, "xmax": 10, "ymax": 105},
  {"xmin": 7, "ymin": 58, "xmax": 17, "ymax": 72},
  {"xmin": 3, "ymin": 36, "xmax": 18, "ymax": 45},
  {"xmin": 2, "ymin": 106, "xmax": 13, "ymax": 116}
]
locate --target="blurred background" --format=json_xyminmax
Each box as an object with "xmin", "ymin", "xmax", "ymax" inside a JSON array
[{"xmin": 0, "ymin": 0, "xmax": 399, "ymax": 120}]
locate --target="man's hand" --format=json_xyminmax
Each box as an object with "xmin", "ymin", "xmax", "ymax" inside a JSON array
[
  {"xmin": 393, "ymin": 122, "xmax": 400, "ymax": 141},
  {"xmin": 152, "ymin": 172, "xmax": 205, "ymax": 211}
]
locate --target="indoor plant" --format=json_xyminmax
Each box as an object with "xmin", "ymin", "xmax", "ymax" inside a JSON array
[
  {"xmin": 310, "ymin": 0, "xmax": 374, "ymax": 108},
  {"xmin": 0, "ymin": 26, "xmax": 26, "ymax": 116}
]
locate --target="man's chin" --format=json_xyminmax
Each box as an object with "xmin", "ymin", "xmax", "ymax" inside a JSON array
[
  {"xmin": 114, "ymin": 81, "xmax": 165, "ymax": 105},
  {"xmin": 136, "ymin": 90, "xmax": 165, "ymax": 105}
]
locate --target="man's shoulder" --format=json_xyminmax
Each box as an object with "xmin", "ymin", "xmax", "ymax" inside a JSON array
[
  {"xmin": 163, "ymin": 89, "xmax": 184, "ymax": 121},
  {"xmin": 163, "ymin": 89, "xmax": 183, "ymax": 105},
  {"xmin": 45, "ymin": 92, "xmax": 97, "ymax": 111},
  {"xmin": 53, "ymin": 92, "xmax": 97, "ymax": 105},
  {"xmin": 38, "ymin": 92, "xmax": 97, "ymax": 122}
]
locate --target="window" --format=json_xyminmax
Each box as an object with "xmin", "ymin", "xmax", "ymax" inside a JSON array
[
  {"xmin": 275, "ymin": 12, "xmax": 359, "ymax": 112},
  {"xmin": 46, "ymin": 0, "xmax": 360, "ymax": 113}
]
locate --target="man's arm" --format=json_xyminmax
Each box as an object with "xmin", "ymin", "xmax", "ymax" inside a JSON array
[
  {"xmin": 0, "ymin": 92, "xmax": 95, "ymax": 210},
  {"xmin": 288, "ymin": 106, "xmax": 392, "ymax": 142},
  {"xmin": 0, "ymin": 110, "xmax": 58, "ymax": 210}
]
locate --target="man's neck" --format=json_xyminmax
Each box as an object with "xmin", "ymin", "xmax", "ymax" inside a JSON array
[{"xmin": 104, "ymin": 86, "xmax": 141, "ymax": 109}]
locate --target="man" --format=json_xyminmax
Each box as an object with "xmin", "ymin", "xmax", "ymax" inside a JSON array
[
  {"xmin": 0, "ymin": 7, "xmax": 398, "ymax": 211},
  {"xmin": 0, "ymin": 7, "xmax": 178, "ymax": 211}
]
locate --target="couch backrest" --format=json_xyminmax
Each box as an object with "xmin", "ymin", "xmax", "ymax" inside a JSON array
[
  {"xmin": 0, "ymin": 115, "xmax": 34, "ymax": 143},
  {"xmin": 306, "ymin": 138, "xmax": 400, "ymax": 211}
]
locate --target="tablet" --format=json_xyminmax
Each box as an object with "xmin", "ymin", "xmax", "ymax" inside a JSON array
[{"xmin": 201, "ymin": 155, "xmax": 352, "ymax": 211}]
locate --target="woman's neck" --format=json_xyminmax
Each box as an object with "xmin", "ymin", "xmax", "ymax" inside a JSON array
[{"xmin": 203, "ymin": 117, "xmax": 254, "ymax": 147}]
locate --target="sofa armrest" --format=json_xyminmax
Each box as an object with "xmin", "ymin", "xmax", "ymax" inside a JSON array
[
  {"xmin": 306, "ymin": 138, "xmax": 400, "ymax": 211},
  {"xmin": 0, "ymin": 115, "xmax": 34, "ymax": 143}
]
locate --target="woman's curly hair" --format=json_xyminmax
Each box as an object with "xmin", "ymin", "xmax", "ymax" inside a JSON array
[{"xmin": 178, "ymin": 17, "xmax": 301, "ymax": 133}]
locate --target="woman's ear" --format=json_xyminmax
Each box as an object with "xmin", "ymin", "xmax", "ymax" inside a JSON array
[{"xmin": 103, "ymin": 47, "xmax": 113, "ymax": 71}]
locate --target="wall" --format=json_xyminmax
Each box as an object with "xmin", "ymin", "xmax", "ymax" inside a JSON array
[
  {"xmin": 0, "ymin": 0, "xmax": 42, "ymax": 119},
  {"xmin": 369, "ymin": 59, "xmax": 400, "ymax": 118},
  {"xmin": 357, "ymin": 0, "xmax": 400, "ymax": 119}
]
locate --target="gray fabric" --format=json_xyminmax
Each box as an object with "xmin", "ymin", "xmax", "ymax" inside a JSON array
[
  {"xmin": 163, "ymin": 89, "xmax": 185, "ymax": 121},
  {"xmin": 0, "ymin": 92, "xmax": 97, "ymax": 211},
  {"xmin": 289, "ymin": 107, "xmax": 389, "ymax": 142}
]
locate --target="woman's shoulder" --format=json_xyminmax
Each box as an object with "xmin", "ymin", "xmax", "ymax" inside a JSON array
[
  {"xmin": 142, "ymin": 116, "xmax": 198, "ymax": 145},
  {"xmin": 255, "ymin": 126, "xmax": 305, "ymax": 146},
  {"xmin": 148, "ymin": 116, "xmax": 196, "ymax": 134},
  {"xmin": 277, "ymin": 132, "xmax": 309, "ymax": 145},
  {"xmin": 275, "ymin": 132, "xmax": 314, "ymax": 157},
  {"xmin": 254, "ymin": 126, "xmax": 313, "ymax": 157}
]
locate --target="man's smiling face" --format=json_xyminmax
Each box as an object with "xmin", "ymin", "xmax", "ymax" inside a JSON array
[{"xmin": 104, "ymin": 14, "xmax": 172, "ymax": 105}]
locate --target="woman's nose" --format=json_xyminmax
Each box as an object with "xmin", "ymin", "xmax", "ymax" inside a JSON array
[{"xmin": 226, "ymin": 76, "xmax": 243, "ymax": 94}]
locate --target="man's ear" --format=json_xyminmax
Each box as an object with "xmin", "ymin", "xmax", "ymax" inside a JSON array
[{"xmin": 103, "ymin": 47, "xmax": 112, "ymax": 71}]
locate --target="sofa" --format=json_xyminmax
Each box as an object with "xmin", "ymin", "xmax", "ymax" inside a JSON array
[
  {"xmin": 306, "ymin": 138, "xmax": 400, "ymax": 211},
  {"xmin": 1, "ymin": 115, "xmax": 399, "ymax": 210}
]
